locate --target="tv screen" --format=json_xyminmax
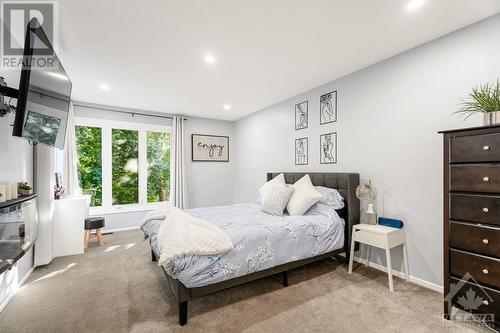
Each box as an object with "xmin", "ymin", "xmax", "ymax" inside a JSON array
[{"xmin": 13, "ymin": 18, "xmax": 71, "ymax": 149}]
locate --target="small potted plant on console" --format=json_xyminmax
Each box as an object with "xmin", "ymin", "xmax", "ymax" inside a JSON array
[{"xmin": 17, "ymin": 182, "xmax": 32, "ymax": 196}]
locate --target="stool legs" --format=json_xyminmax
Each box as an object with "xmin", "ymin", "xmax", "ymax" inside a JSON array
[
  {"xmin": 84, "ymin": 228, "xmax": 105, "ymax": 248},
  {"xmin": 96, "ymin": 229, "xmax": 104, "ymax": 246},
  {"xmin": 84, "ymin": 230, "xmax": 90, "ymax": 248}
]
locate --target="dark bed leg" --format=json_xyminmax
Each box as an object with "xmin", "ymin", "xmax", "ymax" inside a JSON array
[
  {"xmin": 282, "ymin": 271, "xmax": 289, "ymax": 287},
  {"xmin": 179, "ymin": 301, "xmax": 188, "ymax": 326},
  {"xmin": 151, "ymin": 249, "xmax": 157, "ymax": 262}
]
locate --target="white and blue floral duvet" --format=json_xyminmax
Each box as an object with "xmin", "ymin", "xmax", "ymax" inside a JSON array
[{"xmin": 142, "ymin": 201, "xmax": 344, "ymax": 288}]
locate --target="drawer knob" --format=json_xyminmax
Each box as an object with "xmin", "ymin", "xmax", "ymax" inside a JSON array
[
  {"xmin": 483, "ymin": 145, "xmax": 490, "ymax": 151},
  {"xmin": 483, "ymin": 207, "xmax": 490, "ymax": 213},
  {"xmin": 483, "ymin": 269, "xmax": 489, "ymax": 274},
  {"xmin": 483, "ymin": 239, "xmax": 489, "ymax": 244},
  {"xmin": 483, "ymin": 300, "xmax": 489, "ymax": 306},
  {"xmin": 483, "ymin": 177, "xmax": 490, "ymax": 182}
]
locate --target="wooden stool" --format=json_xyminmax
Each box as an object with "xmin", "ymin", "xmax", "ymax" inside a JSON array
[
  {"xmin": 348, "ymin": 223, "xmax": 409, "ymax": 292},
  {"xmin": 84, "ymin": 217, "xmax": 105, "ymax": 248}
]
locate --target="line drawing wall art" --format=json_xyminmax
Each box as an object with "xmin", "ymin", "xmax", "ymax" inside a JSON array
[
  {"xmin": 295, "ymin": 101, "xmax": 308, "ymax": 130},
  {"xmin": 320, "ymin": 132, "xmax": 337, "ymax": 164},
  {"xmin": 295, "ymin": 137, "xmax": 308, "ymax": 165},
  {"xmin": 320, "ymin": 91, "xmax": 337, "ymax": 125}
]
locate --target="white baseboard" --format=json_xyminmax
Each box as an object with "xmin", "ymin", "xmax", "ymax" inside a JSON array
[
  {"xmin": 19, "ymin": 266, "xmax": 35, "ymax": 286},
  {"xmin": 0, "ymin": 266, "xmax": 35, "ymax": 313},
  {"xmin": 352, "ymin": 256, "xmax": 443, "ymax": 293},
  {"xmin": 102, "ymin": 226, "xmax": 139, "ymax": 233},
  {"xmin": 35, "ymin": 256, "xmax": 53, "ymax": 267}
]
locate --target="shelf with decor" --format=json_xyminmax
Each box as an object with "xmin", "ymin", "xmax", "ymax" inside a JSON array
[{"xmin": 0, "ymin": 194, "xmax": 37, "ymax": 275}]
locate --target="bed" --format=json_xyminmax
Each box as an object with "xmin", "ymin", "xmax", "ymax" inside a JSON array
[{"xmin": 142, "ymin": 172, "xmax": 360, "ymax": 325}]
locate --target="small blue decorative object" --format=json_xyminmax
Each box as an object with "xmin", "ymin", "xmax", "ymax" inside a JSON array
[{"xmin": 378, "ymin": 217, "xmax": 404, "ymax": 229}]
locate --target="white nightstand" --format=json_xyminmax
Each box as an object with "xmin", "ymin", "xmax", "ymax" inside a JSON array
[{"xmin": 348, "ymin": 224, "xmax": 409, "ymax": 292}]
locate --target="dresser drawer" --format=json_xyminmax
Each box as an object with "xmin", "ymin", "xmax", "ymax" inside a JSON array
[
  {"xmin": 450, "ymin": 194, "xmax": 500, "ymax": 226},
  {"xmin": 450, "ymin": 165, "xmax": 500, "ymax": 193},
  {"xmin": 450, "ymin": 249, "xmax": 500, "ymax": 289},
  {"xmin": 451, "ymin": 133, "xmax": 500, "ymax": 163},
  {"xmin": 450, "ymin": 277, "xmax": 500, "ymax": 321},
  {"xmin": 450, "ymin": 222, "xmax": 500, "ymax": 257}
]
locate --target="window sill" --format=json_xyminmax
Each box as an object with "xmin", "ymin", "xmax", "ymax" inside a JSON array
[{"xmin": 89, "ymin": 202, "xmax": 169, "ymax": 216}]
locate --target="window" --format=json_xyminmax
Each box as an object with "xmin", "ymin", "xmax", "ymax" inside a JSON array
[
  {"xmin": 147, "ymin": 131, "xmax": 170, "ymax": 203},
  {"xmin": 75, "ymin": 126, "xmax": 102, "ymax": 206},
  {"xmin": 112, "ymin": 129, "xmax": 139, "ymax": 205},
  {"xmin": 75, "ymin": 118, "xmax": 170, "ymax": 212}
]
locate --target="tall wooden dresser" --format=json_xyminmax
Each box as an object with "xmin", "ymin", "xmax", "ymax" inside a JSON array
[{"xmin": 441, "ymin": 125, "xmax": 500, "ymax": 329}]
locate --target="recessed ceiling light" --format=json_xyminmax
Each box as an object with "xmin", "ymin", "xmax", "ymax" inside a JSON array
[
  {"xmin": 204, "ymin": 54, "xmax": 216, "ymax": 65},
  {"xmin": 223, "ymin": 104, "xmax": 231, "ymax": 110},
  {"xmin": 99, "ymin": 84, "xmax": 110, "ymax": 91},
  {"xmin": 407, "ymin": 0, "xmax": 424, "ymax": 10}
]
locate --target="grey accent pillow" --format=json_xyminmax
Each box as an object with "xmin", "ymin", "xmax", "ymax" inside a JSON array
[
  {"xmin": 261, "ymin": 184, "xmax": 294, "ymax": 216},
  {"xmin": 315, "ymin": 186, "xmax": 345, "ymax": 210}
]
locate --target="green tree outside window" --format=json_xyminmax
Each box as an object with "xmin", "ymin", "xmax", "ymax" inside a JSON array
[
  {"xmin": 147, "ymin": 131, "xmax": 170, "ymax": 203},
  {"xmin": 75, "ymin": 126, "xmax": 102, "ymax": 206}
]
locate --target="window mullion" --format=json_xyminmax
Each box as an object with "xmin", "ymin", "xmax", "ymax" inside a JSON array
[
  {"xmin": 102, "ymin": 126, "xmax": 112, "ymax": 208},
  {"xmin": 139, "ymin": 130, "xmax": 147, "ymax": 205}
]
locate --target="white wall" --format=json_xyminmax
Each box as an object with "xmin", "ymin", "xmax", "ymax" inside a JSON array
[
  {"xmin": 184, "ymin": 117, "xmax": 234, "ymax": 208},
  {"xmin": 0, "ymin": 113, "xmax": 33, "ymax": 183},
  {"xmin": 233, "ymin": 15, "xmax": 500, "ymax": 288}
]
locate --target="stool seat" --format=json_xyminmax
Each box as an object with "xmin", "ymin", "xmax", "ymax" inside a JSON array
[{"xmin": 85, "ymin": 217, "xmax": 105, "ymax": 230}]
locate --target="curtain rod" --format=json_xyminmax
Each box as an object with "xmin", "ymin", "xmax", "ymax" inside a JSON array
[{"xmin": 72, "ymin": 102, "xmax": 187, "ymax": 121}]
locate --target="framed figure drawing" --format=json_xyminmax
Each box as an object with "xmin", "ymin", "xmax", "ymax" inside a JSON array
[
  {"xmin": 295, "ymin": 101, "xmax": 308, "ymax": 130},
  {"xmin": 295, "ymin": 137, "xmax": 308, "ymax": 165},
  {"xmin": 320, "ymin": 132, "xmax": 337, "ymax": 164},
  {"xmin": 192, "ymin": 134, "xmax": 229, "ymax": 162},
  {"xmin": 320, "ymin": 91, "xmax": 337, "ymax": 125}
]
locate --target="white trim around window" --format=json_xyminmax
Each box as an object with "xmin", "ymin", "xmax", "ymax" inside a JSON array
[{"xmin": 74, "ymin": 117, "xmax": 171, "ymax": 215}]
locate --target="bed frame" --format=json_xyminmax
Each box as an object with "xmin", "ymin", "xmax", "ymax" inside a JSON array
[{"xmin": 149, "ymin": 172, "xmax": 360, "ymax": 325}]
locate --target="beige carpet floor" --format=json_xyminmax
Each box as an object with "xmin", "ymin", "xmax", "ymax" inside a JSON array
[{"xmin": 0, "ymin": 230, "xmax": 493, "ymax": 332}]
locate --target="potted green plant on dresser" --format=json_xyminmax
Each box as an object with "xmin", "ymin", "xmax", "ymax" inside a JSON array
[{"xmin": 455, "ymin": 79, "xmax": 500, "ymax": 125}]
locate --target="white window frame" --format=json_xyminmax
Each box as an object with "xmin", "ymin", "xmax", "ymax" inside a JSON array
[{"xmin": 74, "ymin": 117, "xmax": 171, "ymax": 215}]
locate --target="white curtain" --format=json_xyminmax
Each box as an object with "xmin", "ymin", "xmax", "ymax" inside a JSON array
[
  {"xmin": 170, "ymin": 116, "xmax": 187, "ymax": 209},
  {"xmin": 63, "ymin": 102, "xmax": 81, "ymax": 196}
]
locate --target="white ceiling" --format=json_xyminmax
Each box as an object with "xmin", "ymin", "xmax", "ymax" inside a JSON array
[{"xmin": 6, "ymin": 0, "xmax": 500, "ymax": 121}]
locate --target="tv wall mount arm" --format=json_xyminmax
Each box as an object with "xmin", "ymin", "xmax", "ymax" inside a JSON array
[{"xmin": 0, "ymin": 77, "xmax": 19, "ymax": 117}]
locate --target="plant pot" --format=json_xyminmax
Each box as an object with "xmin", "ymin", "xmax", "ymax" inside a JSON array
[
  {"xmin": 18, "ymin": 189, "xmax": 31, "ymax": 196},
  {"xmin": 483, "ymin": 111, "xmax": 500, "ymax": 125}
]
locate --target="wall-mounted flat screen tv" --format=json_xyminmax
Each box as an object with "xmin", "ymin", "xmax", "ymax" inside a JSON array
[{"xmin": 12, "ymin": 18, "xmax": 71, "ymax": 149}]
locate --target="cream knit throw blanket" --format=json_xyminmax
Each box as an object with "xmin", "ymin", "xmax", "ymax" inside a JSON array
[{"xmin": 141, "ymin": 207, "xmax": 233, "ymax": 267}]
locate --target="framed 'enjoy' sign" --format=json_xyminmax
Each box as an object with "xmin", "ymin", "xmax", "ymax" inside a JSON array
[{"xmin": 191, "ymin": 134, "xmax": 229, "ymax": 162}]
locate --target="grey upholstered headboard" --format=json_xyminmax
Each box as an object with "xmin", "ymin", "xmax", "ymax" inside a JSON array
[{"xmin": 267, "ymin": 172, "xmax": 360, "ymax": 260}]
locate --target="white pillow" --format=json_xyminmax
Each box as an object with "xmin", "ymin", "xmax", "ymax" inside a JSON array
[
  {"xmin": 315, "ymin": 186, "xmax": 345, "ymax": 210},
  {"xmin": 286, "ymin": 175, "xmax": 323, "ymax": 215},
  {"xmin": 259, "ymin": 173, "xmax": 286, "ymax": 202},
  {"xmin": 261, "ymin": 184, "xmax": 294, "ymax": 216}
]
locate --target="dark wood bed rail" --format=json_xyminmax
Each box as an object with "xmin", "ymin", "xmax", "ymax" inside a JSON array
[{"xmin": 150, "ymin": 172, "xmax": 360, "ymax": 325}]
